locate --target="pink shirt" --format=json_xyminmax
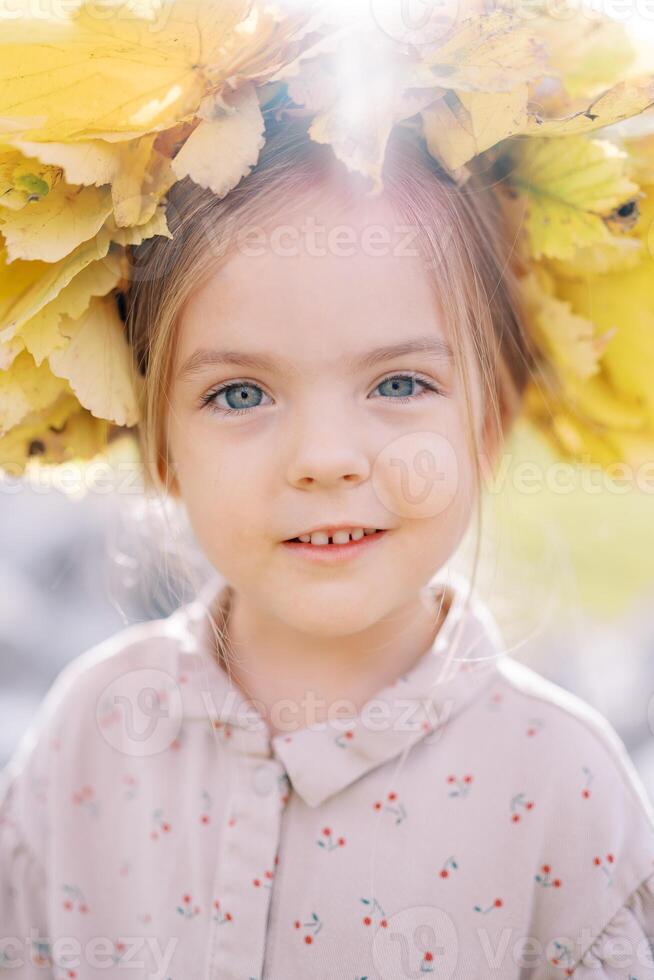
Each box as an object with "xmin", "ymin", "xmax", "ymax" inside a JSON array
[{"xmin": 2, "ymin": 570, "xmax": 654, "ymax": 979}]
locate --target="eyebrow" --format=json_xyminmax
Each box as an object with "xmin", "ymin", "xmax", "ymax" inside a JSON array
[{"xmin": 176, "ymin": 335, "xmax": 454, "ymax": 382}]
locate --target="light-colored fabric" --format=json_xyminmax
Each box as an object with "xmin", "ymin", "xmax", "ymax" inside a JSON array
[{"xmin": 2, "ymin": 569, "xmax": 654, "ymax": 980}]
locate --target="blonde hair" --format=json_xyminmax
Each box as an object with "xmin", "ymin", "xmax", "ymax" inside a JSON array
[{"xmin": 125, "ymin": 112, "xmax": 539, "ymax": 661}]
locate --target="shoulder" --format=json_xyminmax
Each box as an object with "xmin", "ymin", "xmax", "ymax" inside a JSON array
[
  {"xmin": 492, "ymin": 654, "xmax": 654, "ymax": 826},
  {"xmin": 0, "ymin": 602, "xmax": 196, "ymax": 840},
  {"xmin": 7, "ymin": 608, "xmax": 188, "ymax": 765},
  {"xmin": 487, "ymin": 655, "xmax": 654, "ymax": 959}
]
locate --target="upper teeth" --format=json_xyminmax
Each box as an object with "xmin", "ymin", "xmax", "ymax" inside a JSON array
[{"xmin": 297, "ymin": 527, "xmax": 378, "ymax": 545}]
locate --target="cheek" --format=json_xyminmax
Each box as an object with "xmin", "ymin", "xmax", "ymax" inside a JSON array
[
  {"xmin": 371, "ymin": 426, "xmax": 476, "ymax": 523},
  {"xmin": 170, "ymin": 432, "xmax": 270, "ymax": 548}
]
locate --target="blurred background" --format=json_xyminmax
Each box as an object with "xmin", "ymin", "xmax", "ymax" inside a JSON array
[{"xmin": 2, "ymin": 419, "xmax": 654, "ymax": 801}]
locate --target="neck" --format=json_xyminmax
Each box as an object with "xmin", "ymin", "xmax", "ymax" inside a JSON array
[{"xmin": 210, "ymin": 584, "xmax": 452, "ymax": 738}]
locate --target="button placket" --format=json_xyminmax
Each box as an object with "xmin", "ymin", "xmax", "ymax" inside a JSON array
[{"xmin": 205, "ymin": 746, "xmax": 286, "ymax": 980}]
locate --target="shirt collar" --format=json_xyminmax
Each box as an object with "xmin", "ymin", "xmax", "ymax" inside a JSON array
[{"xmin": 171, "ymin": 570, "xmax": 504, "ymax": 808}]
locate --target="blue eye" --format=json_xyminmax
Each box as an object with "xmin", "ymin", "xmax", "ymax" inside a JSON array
[
  {"xmin": 200, "ymin": 372, "xmax": 443, "ymax": 417},
  {"xmin": 373, "ymin": 374, "xmax": 442, "ymax": 401},
  {"xmin": 201, "ymin": 381, "xmax": 267, "ymax": 416}
]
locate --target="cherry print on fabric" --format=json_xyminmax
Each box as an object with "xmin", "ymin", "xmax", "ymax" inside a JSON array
[
  {"xmin": 208, "ymin": 718, "xmax": 233, "ymax": 740},
  {"xmin": 372, "ymin": 790, "xmax": 406, "ymax": 823},
  {"xmin": 335, "ymin": 728, "xmax": 355, "ymax": 748},
  {"xmin": 61, "ymin": 883, "xmax": 89, "ymax": 914},
  {"xmin": 252, "ymin": 856, "xmax": 276, "ymax": 889},
  {"xmin": 473, "ymin": 896, "xmax": 504, "ymax": 913},
  {"xmin": 212, "ymin": 898, "xmax": 233, "ymax": 923},
  {"xmin": 438, "ymin": 855, "xmax": 459, "ymax": 878},
  {"xmin": 169, "ymin": 726, "xmax": 185, "ymax": 751},
  {"xmin": 581, "ymin": 765, "xmax": 594, "ymax": 799},
  {"xmin": 549, "ymin": 939, "xmax": 575, "ymax": 975},
  {"xmin": 24, "ymin": 937, "xmax": 85, "ymax": 979},
  {"xmin": 360, "ymin": 897, "xmax": 388, "ymax": 928},
  {"xmin": 593, "ymin": 853, "xmax": 615, "ymax": 885},
  {"xmin": 71, "ymin": 784, "xmax": 99, "ymax": 816},
  {"xmin": 446, "ymin": 773, "xmax": 474, "ymax": 797},
  {"xmin": 317, "ymin": 826, "xmax": 346, "ymax": 850},
  {"xmin": 176, "ymin": 893, "xmax": 201, "ymax": 918},
  {"xmin": 150, "ymin": 807, "xmax": 172, "ymax": 839},
  {"xmin": 293, "ymin": 911, "xmax": 323, "ymax": 943},
  {"xmin": 509, "ymin": 792, "xmax": 535, "ymax": 822},
  {"xmin": 534, "ymin": 863, "xmax": 563, "ymax": 889},
  {"xmin": 526, "ymin": 718, "xmax": 545, "ymax": 737},
  {"xmin": 199, "ymin": 789, "xmax": 212, "ymax": 824}
]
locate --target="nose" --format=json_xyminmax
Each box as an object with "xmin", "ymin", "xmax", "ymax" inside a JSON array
[{"xmin": 285, "ymin": 415, "xmax": 371, "ymax": 490}]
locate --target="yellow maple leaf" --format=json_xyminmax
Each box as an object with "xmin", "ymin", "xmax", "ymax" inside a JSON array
[
  {"xmin": 0, "ymin": 335, "xmax": 24, "ymax": 370},
  {"xmin": 556, "ymin": 260, "xmax": 654, "ymax": 425},
  {"xmin": 0, "ymin": 236, "xmax": 118, "ymax": 342},
  {"xmin": 421, "ymin": 8, "xmax": 547, "ymax": 92},
  {"xmin": 0, "ymin": 146, "xmax": 59, "ymax": 210},
  {"xmin": 0, "ymin": 0, "xmax": 254, "ymax": 142},
  {"xmin": 525, "ymin": 77, "xmax": 654, "ymax": 138},
  {"xmin": 528, "ymin": 6, "xmax": 636, "ymax": 98},
  {"xmin": 11, "ymin": 135, "xmax": 177, "ymax": 228},
  {"xmin": 422, "ymin": 85, "xmax": 529, "ymax": 172},
  {"xmin": 0, "ymin": 391, "xmax": 111, "ymax": 475},
  {"xmin": 0, "ymin": 205, "xmax": 168, "ymax": 346},
  {"xmin": 171, "ymin": 82, "xmax": 266, "ymax": 198},
  {"xmin": 509, "ymin": 136, "xmax": 640, "ymax": 260},
  {"xmin": 48, "ymin": 295, "xmax": 141, "ymax": 427},
  {"xmin": 17, "ymin": 259, "xmax": 122, "ymax": 366},
  {"xmin": 0, "ymin": 176, "xmax": 113, "ymax": 263},
  {"xmin": 519, "ymin": 267, "xmax": 611, "ymax": 381},
  {"xmin": 0, "ymin": 348, "xmax": 68, "ymax": 434}
]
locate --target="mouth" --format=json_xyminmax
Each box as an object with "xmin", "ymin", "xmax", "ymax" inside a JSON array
[
  {"xmin": 284, "ymin": 527, "xmax": 384, "ymax": 545},
  {"xmin": 281, "ymin": 527, "xmax": 389, "ymax": 562}
]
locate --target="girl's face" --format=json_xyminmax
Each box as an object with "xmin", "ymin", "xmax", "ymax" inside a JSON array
[{"xmin": 167, "ymin": 188, "xmax": 493, "ymax": 636}]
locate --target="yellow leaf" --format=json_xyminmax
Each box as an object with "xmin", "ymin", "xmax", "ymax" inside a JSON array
[
  {"xmin": 0, "ymin": 335, "xmax": 24, "ymax": 370},
  {"xmin": 308, "ymin": 49, "xmax": 443, "ymax": 194},
  {"xmin": 0, "ymin": 233, "xmax": 116, "ymax": 341},
  {"xmin": 556, "ymin": 259, "xmax": 654, "ymax": 425},
  {"xmin": 0, "ymin": 146, "xmax": 59, "ymax": 210},
  {"xmin": 510, "ymin": 136, "xmax": 640, "ymax": 260},
  {"xmin": 422, "ymin": 85, "xmax": 529, "ymax": 171},
  {"xmin": 171, "ymin": 83, "xmax": 266, "ymax": 198},
  {"xmin": 0, "ymin": 178, "xmax": 113, "ymax": 263},
  {"xmin": 0, "ymin": 348, "xmax": 68, "ymax": 434},
  {"xmin": 520, "ymin": 268, "xmax": 610, "ymax": 380},
  {"xmin": 18, "ymin": 258, "xmax": 122, "ymax": 365},
  {"xmin": 48, "ymin": 295, "xmax": 140, "ymax": 426},
  {"xmin": 0, "ymin": 391, "xmax": 111, "ymax": 475},
  {"xmin": 0, "ymin": 203, "xmax": 167, "ymax": 344},
  {"xmin": 421, "ymin": 8, "xmax": 547, "ymax": 92},
  {"xmin": 0, "ymin": 0, "xmax": 254, "ymax": 142},
  {"xmin": 562, "ymin": 372, "xmax": 646, "ymax": 431},
  {"xmin": 545, "ymin": 236, "xmax": 644, "ymax": 278},
  {"xmin": 105, "ymin": 203, "xmax": 172, "ymax": 246},
  {"xmin": 11, "ymin": 136, "xmax": 177, "ymax": 228},
  {"xmin": 528, "ymin": 7, "xmax": 635, "ymax": 98},
  {"xmin": 525, "ymin": 77, "xmax": 654, "ymax": 138}
]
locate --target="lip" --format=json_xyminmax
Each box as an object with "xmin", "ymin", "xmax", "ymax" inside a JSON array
[
  {"xmin": 280, "ymin": 529, "xmax": 389, "ymax": 562},
  {"xmin": 284, "ymin": 522, "xmax": 385, "ymax": 540}
]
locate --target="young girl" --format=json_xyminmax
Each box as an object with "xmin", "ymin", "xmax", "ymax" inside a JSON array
[{"xmin": 2, "ymin": 116, "xmax": 654, "ymax": 980}]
